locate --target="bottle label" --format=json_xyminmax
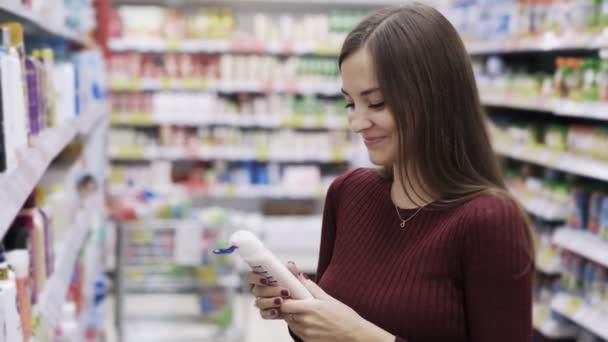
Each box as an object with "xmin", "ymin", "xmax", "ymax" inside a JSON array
[{"xmin": 252, "ymin": 265, "xmax": 278, "ymax": 285}]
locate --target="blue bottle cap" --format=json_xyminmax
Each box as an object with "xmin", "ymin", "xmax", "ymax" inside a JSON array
[{"xmin": 213, "ymin": 245, "xmax": 238, "ymax": 255}]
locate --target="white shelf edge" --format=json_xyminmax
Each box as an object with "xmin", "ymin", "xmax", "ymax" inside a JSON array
[
  {"xmin": 520, "ymin": 196, "xmax": 569, "ymax": 222},
  {"xmin": 32, "ymin": 212, "xmax": 92, "ymax": 339},
  {"xmin": 494, "ymin": 142, "xmax": 608, "ymax": 183},
  {"xmin": 110, "ymin": 185, "xmax": 326, "ymax": 200},
  {"xmin": 110, "ymin": 115, "xmax": 347, "ymax": 130},
  {"xmin": 0, "ymin": 3, "xmax": 87, "ymax": 46},
  {"xmin": 108, "ymin": 147, "xmax": 351, "ymax": 163},
  {"xmin": 535, "ymin": 259, "xmax": 562, "ymax": 275},
  {"xmin": 482, "ymin": 94, "xmax": 608, "ymax": 121},
  {"xmin": 553, "ymin": 227, "xmax": 608, "ymax": 268},
  {"xmin": 0, "ymin": 105, "xmax": 108, "ymax": 239},
  {"xmin": 550, "ymin": 293, "xmax": 608, "ymax": 340},
  {"xmin": 533, "ymin": 303, "xmax": 579, "ymax": 339},
  {"xmin": 466, "ymin": 35, "xmax": 596, "ymax": 55},
  {"xmin": 109, "ymin": 80, "xmax": 342, "ymax": 96},
  {"xmin": 108, "ymin": 38, "xmax": 338, "ymax": 56}
]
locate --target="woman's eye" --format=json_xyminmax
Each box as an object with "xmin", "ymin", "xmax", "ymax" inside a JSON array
[
  {"xmin": 368, "ymin": 102, "xmax": 385, "ymax": 109},
  {"xmin": 345, "ymin": 103, "xmax": 355, "ymax": 112}
]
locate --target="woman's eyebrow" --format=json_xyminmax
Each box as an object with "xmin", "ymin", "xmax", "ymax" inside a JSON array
[{"xmin": 341, "ymin": 87, "xmax": 381, "ymax": 96}]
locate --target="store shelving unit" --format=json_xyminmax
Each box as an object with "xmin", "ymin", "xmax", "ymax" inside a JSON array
[
  {"xmin": 110, "ymin": 113, "xmax": 347, "ymax": 130},
  {"xmin": 533, "ymin": 303, "xmax": 579, "ymax": 339},
  {"xmin": 0, "ymin": 3, "xmax": 88, "ymax": 46},
  {"xmin": 550, "ymin": 293, "xmax": 608, "ymax": 340},
  {"xmin": 481, "ymin": 94, "xmax": 608, "ymax": 121},
  {"xmin": 553, "ymin": 227, "xmax": 608, "ymax": 268},
  {"xmin": 471, "ymin": 18, "xmax": 608, "ymax": 336},
  {"xmin": 109, "ymin": 79, "xmax": 342, "ymax": 96},
  {"xmin": 32, "ymin": 211, "xmax": 95, "ymax": 340},
  {"xmin": 466, "ymin": 34, "xmax": 603, "ymax": 55},
  {"xmin": 494, "ymin": 142, "xmax": 608, "ymax": 183},
  {"xmin": 108, "ymin": 145, "xmax": 350, "ymax": 163},
  {"xmin": 0, "ymin": 105, "xmax": 108, "ymax": 239}
]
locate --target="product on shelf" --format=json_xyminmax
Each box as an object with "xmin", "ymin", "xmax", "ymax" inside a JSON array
[
  {"xmin": 110, "ymin": 92, "xmax": 348, "ymax": 129},
  {"xmin": 108, "ymin": 126, "xmax": 352, "ymax": 163},
  {"xmin": 108, "ymin": 52, "xmax": 340, "ymax": 93},
  {"xmin": 446, "ymin": 0, "xmax": 606, "ymax": 46},
  {"xmin": 111, "ymin": 6, "xmax": 366, "ymax": 53},
  {"xmin": 18, "ymin": 0, "xmax": 96, "ymax": 34},
  {"xmin": 0, "ymin": 22, "xmax": 107, "ymax": 175}
]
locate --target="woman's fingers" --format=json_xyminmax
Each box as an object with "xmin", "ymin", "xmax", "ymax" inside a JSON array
[
  {"xmin": 287, "ymin": 261, "xmax": 299, "ymax": 277},
  {"xmin": 260, "ymin": 308, "xmax": 283, "ymax": 320},
  {"xmin": 252, "ymin": 284, "xmax": 290, "ymax": 298},
  {"xmin": 254, "ymin": 296, "xmax": 284, "ymax": 310},
  {"xmin": 246, "ymin": 271, "xmax": 270, "ymax": 286}
]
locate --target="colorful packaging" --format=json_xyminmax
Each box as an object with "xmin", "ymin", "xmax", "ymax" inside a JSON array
[
  {"xmin": 600, "ymin": 197, "xmax": 608, "ymax": 240},
  {"xmin": 569, "ymin": 188, "xmax": 589, "ymax": 229},
  {"xmin": 588, "ymin": 192, "xmax": 605, "ymax": 234}
]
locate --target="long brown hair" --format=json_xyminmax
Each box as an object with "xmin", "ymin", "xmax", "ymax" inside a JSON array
[{"xmin": 339, "ymin": 3, "xmax": 535, "ymax": 252}]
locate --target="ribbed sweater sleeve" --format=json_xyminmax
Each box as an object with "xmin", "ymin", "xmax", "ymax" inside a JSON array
[
  {"xmin": 289, "ymin": 172, "xmax": 348, "ymax": 342},
  {"xmin": 461, "ymin": 197, "xmax": 533, "ymax": 341}
]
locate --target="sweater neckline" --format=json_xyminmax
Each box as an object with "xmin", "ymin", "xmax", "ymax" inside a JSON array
[{"xmin": 377, "ymin": 173, "xmax": 436, "ymax": 214}]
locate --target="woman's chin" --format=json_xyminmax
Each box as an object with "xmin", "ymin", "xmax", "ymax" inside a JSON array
[{"xmin": 368, "ymin": 153, "xmax": 391, "ymax": 167}]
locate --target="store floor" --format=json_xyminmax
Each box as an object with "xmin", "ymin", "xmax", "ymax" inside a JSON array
[{"xmin": 106, "ymin": 294, "xmax": 292, "ymax": 342}]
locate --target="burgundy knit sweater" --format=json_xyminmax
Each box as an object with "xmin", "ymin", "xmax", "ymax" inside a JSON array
[{"xmin": 291, "ymin": 168, "xmax": 533, "ymax": 342}]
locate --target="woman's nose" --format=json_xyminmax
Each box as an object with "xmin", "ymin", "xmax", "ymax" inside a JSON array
[{"xmin": 349, "ymin": 114, "xmax": 372, "ymax": 133}]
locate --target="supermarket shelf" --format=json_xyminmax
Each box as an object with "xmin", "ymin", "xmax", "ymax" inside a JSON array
[
  {"xmin": 521, "ymin": 196, "xmax": 569, "ymax": 222},
  {"xmin": 535, "ymin": 250, "xmax": 562, "ymax": 275},
  {"xmin": 482, "ymin": 94, "xmax": 608, "ymax": 121},
  {"xmin": 111, "ymin": 184, "xmax": 326, "ymax": 200},
  {"xmin": 76, "ymin": 103, "xmax": 110, "ymax": 135},
  {"xmin": 125, "ymin": 276, "xmax": 240, "ymax": 293},
  {"xmin": 0, "ymin": 3, "xmax": 87, "ymax": 46},
  {"xmin": 0, "ymin": 125, "xmax": 75, "ymax": 239},
  {"xmin": 0, "ymin": 106, "xmax": 108, "ymax": 239},
  {"xmin": 466, "ymin": 33, "xmax": 601, "ymax": 55},
  {"xmin": 494, "ymin": 142, "xmax": 608, "ymax": 183},
  {"xmin": 108, "ymin": 146, "xmax": 351, "ymax": 163},
  {"xmin": 550, "ymin": 293, "xmax": 608, "ymax": 340},
  {"xmin": 109, "ymin": 79, "xmax": 342, "ymax": 96},
  {"xmin": 553, "ymin": 227, "xmax": 608, "ymax": 268},
  {"xmin": 114, "ymin": 0, "xmax": 399, "ymax": 6},
  {"xmin": 109, "ymin": 38, "xmax": 340, "ymax": 56},
  {"xmin": 533, "ymin": 303, "xmax": 579, "ymax": 339},
  {"xmin": 110, "ymin": 112, "xmax": 348, "ymax": 130},
  {"xmin": 32, "ymin": 212, "xmax": 92, "ymax": 339}
]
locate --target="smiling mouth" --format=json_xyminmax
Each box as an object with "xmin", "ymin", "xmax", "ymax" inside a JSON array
[{"xmin": 364, "ymin": 137, "xmax": 386, "ymax": 146}]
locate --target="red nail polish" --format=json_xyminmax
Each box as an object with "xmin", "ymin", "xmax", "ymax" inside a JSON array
[
  {"xmin": 281, "ymin": 289, "xmax": 289, "ymax": 297},
  {"xmin": 260, "ymin": 278, "xmax": 268, "ymax": 285},
  {"xmin": 301, "ymin": 273, "xmax": 310, "ymax": 280},
  {"xmin": 274, "ymin": 298, "xmax": 282, "ymax": 305}
]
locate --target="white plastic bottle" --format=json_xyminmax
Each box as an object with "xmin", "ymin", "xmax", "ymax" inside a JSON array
[{"xmin": 215, "ymin": 230, "xmax": 312, "ymax": 300}]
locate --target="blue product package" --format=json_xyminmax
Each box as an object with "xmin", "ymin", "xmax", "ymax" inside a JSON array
[
  {"xmin": 600, "ymin": 197, "xmax": 608, "ymax": 241},
  {"xmin": 569, "ymin": 188, "xmax": 589, "ymax": 229},
  {"xmin": 588, "ymin": 192, "xmax": 604, "ymax": 235}
]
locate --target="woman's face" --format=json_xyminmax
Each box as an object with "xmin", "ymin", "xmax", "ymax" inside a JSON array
[{"xmin": 341, "ymin": 48, "xmax": 398, "ymax": 166}]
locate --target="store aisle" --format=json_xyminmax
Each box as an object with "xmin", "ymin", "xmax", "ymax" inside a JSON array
[{"xmin": 106, "ymin": 293, "xmax": 292, "ymax": 341}]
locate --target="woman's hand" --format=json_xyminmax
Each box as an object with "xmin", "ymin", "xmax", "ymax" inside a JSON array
[
  {"xmin": 281, "ymin": 274, "xmax": 395, "ymax": 342},
  {"xmin": 247, "ymin": 262, "xmax": 298, "ymax": 320}
]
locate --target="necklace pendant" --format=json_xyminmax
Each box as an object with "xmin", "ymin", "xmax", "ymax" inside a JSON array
[{"xmin": 400, "ymin": 221, "xmax": 406, "ymax": 228}]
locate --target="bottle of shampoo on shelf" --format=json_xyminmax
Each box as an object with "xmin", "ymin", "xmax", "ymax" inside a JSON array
[
  {"xmin": 0, "ymin": 245, "xmax": 23, "ymax": 342},
  {"xmin": 5, "ymin": 227, "xmax": 32, "ymax": 342},
  {"xmin": 25, "ymin": 55, "xmax": 43, "ymax": 137},
  {"xmin": 0, "ymin": 23, "xmax": 28, "ymax": 149}
]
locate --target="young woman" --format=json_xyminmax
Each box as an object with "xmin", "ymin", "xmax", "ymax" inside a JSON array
[{"xmin": 248, "ymin": 3, "xmax": 534, "ymax": 341}]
